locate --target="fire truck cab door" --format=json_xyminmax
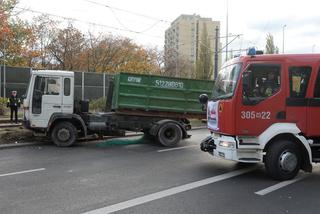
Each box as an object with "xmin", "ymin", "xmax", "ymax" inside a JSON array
[
  {"xmin": 286, "ymin": 65, "xmax": 312, "ymax": 133},
  {"xmin": 237, "ymin": 62, "xmax": 285, "ymax": 136},
  {"xmin": 307, "ymin": 67, "xmax": 320, "ymax": 136}
]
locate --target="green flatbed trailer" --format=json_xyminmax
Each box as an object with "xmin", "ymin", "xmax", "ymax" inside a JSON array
[
  {"xmin": 111, "ymin": 73, "xmax": 212, "ymax": 118},
  {"xmin": 86, "ymin": 73, "xmax": 213, "ymax": 147}
]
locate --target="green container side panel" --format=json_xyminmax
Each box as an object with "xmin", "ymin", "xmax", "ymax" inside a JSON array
[{"xmin": 111, "ymin": 73, "xmax": 213, "ymax": 115}]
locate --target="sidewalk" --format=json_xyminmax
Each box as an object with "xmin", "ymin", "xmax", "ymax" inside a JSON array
[
  {"xmin": 0, "ymin": 117, "xmax": 23, "ymax": 124},
  {"xmin": 0, "ymin": 122, "xmax": 22, "ymax": 128}
]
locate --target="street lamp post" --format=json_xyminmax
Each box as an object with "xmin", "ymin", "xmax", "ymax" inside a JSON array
[{"xmin": 282, "ymin": 24, "xmax": 286, "ymax": 54}]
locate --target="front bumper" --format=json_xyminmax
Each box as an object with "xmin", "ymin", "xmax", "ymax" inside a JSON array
[{"xmin": 200, "ymin": 134, "xmax": 263, "ymax": 163}]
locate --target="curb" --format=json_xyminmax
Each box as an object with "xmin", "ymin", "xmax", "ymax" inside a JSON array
[
  {"xmin": 0, "ymin": 127, "xmax": 207, "ymax": 150},
  {"xmin": 191, "ymin": 126, "xmax": 207, "ymax": 130},
  {"xmin": 0, "ymin": 142, "xmax": 46, "ymax": 150}
]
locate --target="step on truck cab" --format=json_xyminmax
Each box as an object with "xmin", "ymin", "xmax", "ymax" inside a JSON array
[
  {"xmin": 23, "ymin": 70, "xmax": 212, "ymax": 147},
  {"xmin": 200, "ymin": 49, "xmax": 320, "ymax": 180}
]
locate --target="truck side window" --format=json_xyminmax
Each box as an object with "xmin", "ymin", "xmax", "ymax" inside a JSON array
[
  {"xmin": 242, "ymin": 64, "xmax": 281, "ymax": 105},
  {"xmin": 64, "ymin": 78, "xmax": 71, "ymax": 96},
  {"xmin": 45, "ymin": 77, "xmax": 60, "ymax": 95},
  {"xmin": 313, "ymin": 69, "xmax": 320, "ymax": 98},
  {"xmin": 32, "ymin": 76, "xmax": 45, "ymax": 114},
  {"xmin": 289, "ymin": 66, "xmax": 311, "ymax": 98}
]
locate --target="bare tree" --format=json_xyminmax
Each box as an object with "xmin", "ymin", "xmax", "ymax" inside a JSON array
[{"xmin": 164, "ymin": 47, "xmax": 192, "ymax": 78}]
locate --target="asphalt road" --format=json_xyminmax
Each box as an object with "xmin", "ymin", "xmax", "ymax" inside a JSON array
[{"xmin": 0, "ymin": 129, "xmax": 319, "ymax": 214}]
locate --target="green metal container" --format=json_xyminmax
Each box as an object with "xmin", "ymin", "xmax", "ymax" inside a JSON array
[{"xmin": 111, "ymin": 73, "xmax": 213, "ymax": 115}]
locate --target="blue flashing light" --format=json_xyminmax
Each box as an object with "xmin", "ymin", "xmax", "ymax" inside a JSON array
[{"xmin": 247, "ymin": 47, "xmax": 256, "ymax": 56}]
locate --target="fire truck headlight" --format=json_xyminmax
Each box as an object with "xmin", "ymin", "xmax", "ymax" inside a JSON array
[{"xmin": 219, "ymin": 141, "xmax": 235, "ymax": 148}]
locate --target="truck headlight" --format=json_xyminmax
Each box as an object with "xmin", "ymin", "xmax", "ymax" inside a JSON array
[{"xmin": 219, "ymin": 141, "xmax": 235, "ymax": 148}]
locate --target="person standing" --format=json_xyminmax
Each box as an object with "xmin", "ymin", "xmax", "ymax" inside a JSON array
[{"xmin": 7, "ymin": 91, "xmax": 21, "ymax": 123}]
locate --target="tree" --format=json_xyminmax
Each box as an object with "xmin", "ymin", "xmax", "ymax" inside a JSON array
[
  {"xmin": 30, "ymin": 15, "xmax": 58, "ymax": 68},
  {"xmin": 48, "ymin": 25, "xmax": 85, "ymax": 70},
  {"xmin": 265, "ymin": 33, "xmax": 279, "ymax": 54},
  {"xmin": 0, "ymin": 1, "xmax": 169, "ymax": 75},
  {"xmin": 0, "ymin": 0, "xmax": 35, "ymax": 67},
  {"xmin": 163, "ymin": 47, "xmax": 192, "ymax": 78},
  {"xmin": 196, "ymin": 23, "xmax": 213, "ymax": 79}
]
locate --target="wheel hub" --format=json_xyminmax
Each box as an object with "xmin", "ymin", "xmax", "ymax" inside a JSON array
[
  {"xmin": 279, "ymin": 151, "xmax": 298, "ymax": 172},
  {"xmin": 164, "ymin": 129, "xmax": 175, "ymax": 139},
  {"xmin": 57, "ymin": 128, "xmax": 71, "ymax": 142}
]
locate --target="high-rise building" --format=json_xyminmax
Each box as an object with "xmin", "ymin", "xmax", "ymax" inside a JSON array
[{"xmin": 165, "ymin": 14, "xmax": 221, "ymax": 79}]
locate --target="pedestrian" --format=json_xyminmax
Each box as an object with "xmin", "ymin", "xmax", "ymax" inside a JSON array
[{"xmin": 7, "ymin": 91, "xmax": 21, "ymax": 123}]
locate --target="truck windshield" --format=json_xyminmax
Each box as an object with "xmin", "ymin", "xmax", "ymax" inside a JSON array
[{"xmin": 212, "ymin": 63, "xmax": 242, "ymax": 99}]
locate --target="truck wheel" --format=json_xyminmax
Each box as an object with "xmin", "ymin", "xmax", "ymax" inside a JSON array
[
  {"xmin": 51, "ymin": 122, "xmax": 77, "ymax": 147},
  {"xmin": 265, "ymin": 140, "xmax": 301, "ymax": 180},
  {"xmin": 157, "ymin": 123, "xmax": 182, "ymax": 147}
]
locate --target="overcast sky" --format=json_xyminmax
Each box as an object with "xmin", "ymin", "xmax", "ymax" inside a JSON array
[{"xmin": 17, "ymin": 0, "xmax": 320, "ymax": 57}]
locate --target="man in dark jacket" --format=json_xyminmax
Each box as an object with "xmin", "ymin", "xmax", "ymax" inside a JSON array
[{"xmin": 7, "ymin": 91, "xmax": 21, "ymax": 123}]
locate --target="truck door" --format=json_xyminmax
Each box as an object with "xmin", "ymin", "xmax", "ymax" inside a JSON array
[
  {"xmin": 62, "ymin": 77, "xmax": 73, "ymax": 114},
  {"xmin": 236, "ymin": 62, "xmax": 285, "ymax": 136},
  {"xmin": 31, "ymin": 76, "xmax": 62, "ymax": 128},
  {"xmin": 286, "ymin": 66, "xmax": 312, "ymax": 133},
  {"xmin": 307, "ymin": 66, "xmax": 320, "ymax": 136}
]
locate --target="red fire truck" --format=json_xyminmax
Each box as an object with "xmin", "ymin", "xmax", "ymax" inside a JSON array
[{"xmin": 199, "ymin": 49, "xmax": 320, "ymax": 180}]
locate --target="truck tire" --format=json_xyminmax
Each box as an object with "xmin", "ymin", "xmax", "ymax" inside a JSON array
[
  {"xmin": 265, "ymin": 140, "xmax": 301, "ymax": 180},
  {"xmin": 51, "ymin": 122, "xmax": 77, "ymax": 147},
  {"xmin": 157, "ymin": 123, "xmax": 182, "ymax": 147}
]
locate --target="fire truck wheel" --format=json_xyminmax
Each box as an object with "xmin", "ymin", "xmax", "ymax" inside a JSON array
[
  {"xmin": 265, "ymin": 140, "xmax": 301, "ymax": 181},
  {"xmin": 51, "ymin": 122, "xmax": 78, "ymax": 147},
  {"xmin": 157, "ymin": 123, "xmax": 182, "ymax": 147}
]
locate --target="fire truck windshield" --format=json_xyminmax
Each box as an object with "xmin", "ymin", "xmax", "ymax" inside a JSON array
[{"xmin": 212, "ymin": 63, "xmax": 242, "ymax": 99}]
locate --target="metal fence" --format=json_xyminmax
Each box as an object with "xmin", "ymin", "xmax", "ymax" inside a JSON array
[{"xmin": 0, "ymin": 66, "xmax": 113, "ymax": 100}]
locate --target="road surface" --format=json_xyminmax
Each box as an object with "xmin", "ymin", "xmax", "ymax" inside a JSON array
[{"xmin": 0, "ymin": 129, "xmax": 319, "ymax": 214}]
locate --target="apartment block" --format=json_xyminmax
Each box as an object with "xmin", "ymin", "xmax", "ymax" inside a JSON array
[{"xmin": 165, "ymin": 14, "xmax": 221, "ymax": 79}]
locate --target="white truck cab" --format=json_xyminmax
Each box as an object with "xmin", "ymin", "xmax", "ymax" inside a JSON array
[{"xmin": 24, "ymin": 70, "xmax": 74, "ymax": 128}]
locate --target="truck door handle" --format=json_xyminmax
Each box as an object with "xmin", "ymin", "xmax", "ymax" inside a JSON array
[{"xmin": 53, "ymin": 105, "xmax": 61, "ymax": 108}]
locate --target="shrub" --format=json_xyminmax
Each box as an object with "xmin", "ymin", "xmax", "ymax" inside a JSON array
[
  {"xmin": 89, "ymin": 97, "xmax": 107, "ymax": 112},
  {"xmin": 0, "ymin": 97, "xmax": 8, "ymax": 116}
]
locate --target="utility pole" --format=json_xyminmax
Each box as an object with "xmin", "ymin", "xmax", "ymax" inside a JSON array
[
  {"xmin": 225, "ymin": 0, "xmax": 229, "ymax": 61},
  {"xmin": 282, "ymin": 24, "xmax": 286, "ymax": 54},
  {"xmin": 1, "ymin": 33, "xmax": 4, "ymax": 98},
  {"xmin": 3, "ymin": 40, "xmax": 5, "ymax": 98},
  {"xmin": 214, "ymin": 26, "xmax": 219, "ymax": 79}
]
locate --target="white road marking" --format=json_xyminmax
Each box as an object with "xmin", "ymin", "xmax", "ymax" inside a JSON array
[
  {"xmin": 83, "ymin": 167, "xmax": 257, "ymax": 214},
  {"xmin": 157, "ymin": 145, "xmax": 197, "ymax": 153},
  {"xmin": 0, "ymin": 168, "xmax": 46, "ymax": 177},
  {"xmin": 255, "ymin": 174, "xmax": 308, "ymax": 196}
]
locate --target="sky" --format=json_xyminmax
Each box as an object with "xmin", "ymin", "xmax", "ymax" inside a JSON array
[{"xmin": 16, "ymin": 0, "xmax": 320, "ymax": 58}]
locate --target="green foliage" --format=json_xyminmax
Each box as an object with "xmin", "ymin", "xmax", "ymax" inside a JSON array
[
  {"xmin": 89, "ymin": 97, "xmax": 107, "ymax": 112},
  {"xmin": 196, "ymin": 23, "xmax": 213, "ymax": 79},
  {"xmin": 265, "ymin": 33, "xmax": 279, "ymax": 54},
  {"xmin": 0, "ymin": 97, "xmax": 8, "ymax": 115}
]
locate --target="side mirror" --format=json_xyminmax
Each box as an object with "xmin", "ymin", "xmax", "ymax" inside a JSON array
[{"xmin": 199, "ymin": 94, "xmax": 209, "ymax": 104}]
